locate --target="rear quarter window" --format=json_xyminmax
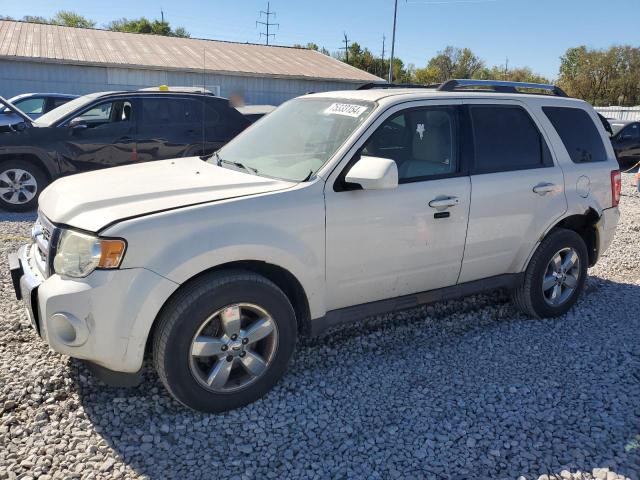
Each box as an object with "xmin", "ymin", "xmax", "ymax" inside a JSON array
[{"xmin": 543, "ymin": 107, "xmax": 607, "ymax": 163}]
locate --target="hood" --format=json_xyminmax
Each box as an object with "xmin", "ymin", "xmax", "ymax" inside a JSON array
[{"xmin": 39, "ymin": 157, "xmax": 295, "ymax": 232}]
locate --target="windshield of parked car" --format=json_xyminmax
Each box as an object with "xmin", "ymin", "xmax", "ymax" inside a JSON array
[
  {"xmin": 34, "ymin": 95, "xmax": 96, "ymax": 127},
  {"xmin": 212, "ymin": 97, "xmax": 375, "ymax": 182},
  {"xmin": 610, "ymin": 122, "xmax": 629, "ymax": 136}
]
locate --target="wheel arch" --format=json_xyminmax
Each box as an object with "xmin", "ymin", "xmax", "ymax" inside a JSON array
[
  {"xmin": 534, "ymin": 208, "xmax": 601, "ymax": 268},
  {"xmin": 0, "ymin": 151, "xmax": 56, "ymax": 180},
  {"xmin": 145, "ymin": 260, "xmax": 312, "ymax": 353}
]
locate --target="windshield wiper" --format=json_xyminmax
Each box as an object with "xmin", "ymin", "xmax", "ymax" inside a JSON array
[{"xmin": 214, "ymin": 152, "xmax": 259, "ymax": 175}]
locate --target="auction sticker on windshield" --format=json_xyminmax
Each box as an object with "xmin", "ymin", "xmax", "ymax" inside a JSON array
[{"xmin": 324, "ymin": 103, "xmax": 368, "ymax": 117}]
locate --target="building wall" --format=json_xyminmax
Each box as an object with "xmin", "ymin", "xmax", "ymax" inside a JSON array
[
  {"xmin": 595, "ymin": 106, "xmax": 640, "ymax": 122},
  {"xmin": 0, "ymin": 60, "xmax": 363, "ymax": 105}
]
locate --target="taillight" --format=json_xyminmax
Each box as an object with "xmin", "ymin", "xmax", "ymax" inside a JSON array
[{"xmin": 611, "ymin": 170, "xmax": 621, "ymax": 207}]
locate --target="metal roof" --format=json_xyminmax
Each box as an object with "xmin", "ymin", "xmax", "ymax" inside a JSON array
[{"xmin": 0, "ymin": 20, "xmax": 381, "ymax": 84}]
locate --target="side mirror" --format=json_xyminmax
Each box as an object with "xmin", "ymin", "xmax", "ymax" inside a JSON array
[
  {"xmin": 345, "ymin": 155, "xmax": 398, "ymax": 190},
  {"xmin": 69, "ymin": 118, "xmax": 87, "ymax": 130}
]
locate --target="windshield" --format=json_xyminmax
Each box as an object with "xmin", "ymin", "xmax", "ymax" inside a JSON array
[
  {"xmin": 212, "ymin": 97, "xmax": 375, "ymax": 181},
  {"xmin": 34, "ymin": 95, "xmax": 95, "ymax": 127}
]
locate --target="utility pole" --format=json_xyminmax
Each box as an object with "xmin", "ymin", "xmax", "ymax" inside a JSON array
[
  {"xmin": 161, "ymin": 9, "xmax": 164, "ymax": 23},
  {"xmin": 388, "ymin": 0, "xmax": 398, "ymax": 83},
  {"xmin": 381, "ymin": 34, "xmax": 386, "ymax": 78},
  {"xmin": 341, "ymin": 32, "xmax": 350, "ymax": 63},
  {"xmin": 256, "ymin": 2, "xmax": 279, "ymax": 46},
  {"xmin": 504, "ymin": 57, "xmax": 509, "ymax": 79}
]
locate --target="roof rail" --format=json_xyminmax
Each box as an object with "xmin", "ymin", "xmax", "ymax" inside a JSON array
[
  {"xmin": 357, "ymin": 82, "xmax": 439, "ymax": 90},
  {"xmin": 138, "ymin": 86, "xmax": 215, "ymax": 95},
  {"xmin": 437, "ymin": 79, "xmax": 568, "ymax": 97}
]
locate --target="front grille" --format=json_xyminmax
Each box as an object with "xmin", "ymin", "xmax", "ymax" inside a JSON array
[{"xmin": 32, "ymin": 213, "xmax": 57, "ymax": 278}]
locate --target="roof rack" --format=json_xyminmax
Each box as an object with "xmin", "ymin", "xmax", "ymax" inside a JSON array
[
  {"xmin": 138, "ymin": 86, "xmax": 215, "ymax": 95},
  {"xmin": 437, "ymin": 79, "xmax": 568, "ymax": 97},
  {"xmin": 357, "ymin": 82, "xmax": 439, "ymax": 90}
]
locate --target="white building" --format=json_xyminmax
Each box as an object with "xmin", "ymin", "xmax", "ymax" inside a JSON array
[{"xmin": 0, "ymin": 20, "xmax": 381, "ymax": 105}]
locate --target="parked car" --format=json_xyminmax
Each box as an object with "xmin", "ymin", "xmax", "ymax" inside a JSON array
[
  {"xmin": 0, "ymin": 89, "xmax": 250, "ymax": 211},
  {"xmin": 609, "ymin": 120, "xmax": 640, "ymax": 166},
  {"xmin": 9, "ymin": 80, "xmax": 620, "ymax": 412},
  {"xmin": 0, "ymin": 93, "xmax": 77, "ymax": 128}
]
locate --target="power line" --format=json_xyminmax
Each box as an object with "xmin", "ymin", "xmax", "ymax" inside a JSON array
[
  {"xmin": 256, "ymin": 2, "xmax": 279, "ymax": 46},
  {"xmin": 340, "ymin": 32, "xmax": 350, "ymax": 63},
  {"xmin": 389, "ymin": 0, "xmax": 398, "ymax": 82}
]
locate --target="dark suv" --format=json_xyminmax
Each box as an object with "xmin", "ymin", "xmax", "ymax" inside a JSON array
[
  {"xmin": 0, "ymin": 90, "xmax": 250, "ymax": 211},
  {"xmin": 609, "ymin": 120, "xmax": 640, "ymax": 166}
]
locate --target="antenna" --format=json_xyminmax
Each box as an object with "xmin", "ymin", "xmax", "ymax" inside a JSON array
[
  {"xmin": 381, "ymin": 34, "xmax": 386, "ymax": 78},
  {"xmin": 256, "ymin": 2, "xmax": 279, "ymax": 46},
  {"xmin": 202, "ymin": 48, "xmax": 206, "ymax": 155}
]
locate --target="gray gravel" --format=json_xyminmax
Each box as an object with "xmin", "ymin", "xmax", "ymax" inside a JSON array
[{"xmin": 1, "ymin": 175, "xmax": 640, "ymax": 480}]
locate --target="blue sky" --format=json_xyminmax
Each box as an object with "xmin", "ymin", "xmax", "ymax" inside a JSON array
[{"xmin": 3, "ymin": 0, "xmax": 639, "ymax": 79}]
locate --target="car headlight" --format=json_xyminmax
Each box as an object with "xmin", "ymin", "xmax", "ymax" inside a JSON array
[{"xmin": 53, "ymin": 229, "xmax": 126, "ymax": 278}]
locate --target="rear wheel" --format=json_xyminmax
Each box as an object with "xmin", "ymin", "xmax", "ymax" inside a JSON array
[
  {"xmin": 0, "ymin": 160, "xmax": 48, "ymax": 212},
  {"xmin": 153, "ymin": 270, "xmax": 297, "ymax": 412},
  {"xmin": 513, "ymin": 228, "xmax": 588, "ymax": 318}
]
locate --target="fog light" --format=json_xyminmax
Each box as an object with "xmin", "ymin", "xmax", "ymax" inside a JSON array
[{"xmin": 49, "ymin": 313, "xmax": 89, "ymax": 346}]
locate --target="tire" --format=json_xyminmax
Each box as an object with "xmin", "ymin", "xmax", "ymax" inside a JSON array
[
  {"xmin": 153, "ymin": 270, "xmax": 297, "ymax": 413},
  {"xmin": 512, "ymin": 228, "xmax": 588, "ymax": 318},
  {"xmin": 0, "ymin": 159, "xmax": 48, "ymax": 212}
]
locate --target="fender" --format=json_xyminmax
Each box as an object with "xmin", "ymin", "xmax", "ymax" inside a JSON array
[
  {"xmin": 103, "ymin": 185, "xmax": 327, "ymax": 319},
  {"xmin": 0, "ymin": 146, "xmax": 59, "ymax": 178}
]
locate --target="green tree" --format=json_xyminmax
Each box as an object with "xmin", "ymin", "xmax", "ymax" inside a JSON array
[
  {"xmin": 107, "ymin": 17, "xmax": 189, "ymax": 37},
  {"xmin": 558, "ymin": 45, "xmax": 640, "ymax": 106},
  {"xmin": 293, "ymin": 42, "xmax": 330, "ymax": 55},
  {"xmin": 21, "ymin": 15, "xmax": 49, "ymax": 24},
  {"xmin": 414, "ymin": 46, "xmax": 485, "ymax": 84},
  {"xmin": 51, "ymin": 10, "xmax": 96, "ymax": 28}
]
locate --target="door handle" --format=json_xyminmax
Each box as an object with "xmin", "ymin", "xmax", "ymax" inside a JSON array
[
  {"xmin": 428, "ymin": 196, "xmax": 459, "ymax": 209},
  {"xmin": 532, "ymin": 182, "xmax": 556, "ymax": 195}
]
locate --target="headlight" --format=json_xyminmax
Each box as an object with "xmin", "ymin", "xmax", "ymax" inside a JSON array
[{"xmin": 53, "ymin": 229, "xmax": 126, "ymax": 278}]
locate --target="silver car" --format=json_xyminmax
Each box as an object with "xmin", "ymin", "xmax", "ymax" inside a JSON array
[{"xmin": 0, "ymin": 93, "xmax": 78, "ymax": 128}]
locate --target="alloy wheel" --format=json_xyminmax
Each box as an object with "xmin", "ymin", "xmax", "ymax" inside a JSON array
[
  {"xmin": 542, "ymin": 247, "xmax": 581, "ymax": 306},
  {"xmin": 0, "ymin": 168, "xmax": 38, "ymax": 205},
  {"xmin": 189, "ymin": 303, "xmax": 279, "ymax": 393}
]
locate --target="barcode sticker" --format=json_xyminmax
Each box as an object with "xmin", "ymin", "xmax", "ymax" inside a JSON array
[{"xmin": 324, "ymin": 103, "xmax": 368, "ymax": 117}]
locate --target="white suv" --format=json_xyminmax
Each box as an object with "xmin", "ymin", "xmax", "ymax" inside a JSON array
[{"xmin": 9, "ymin": 80, "xmax": 621, "ymax": 412}]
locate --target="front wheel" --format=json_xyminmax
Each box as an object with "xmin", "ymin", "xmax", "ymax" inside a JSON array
[
  {"xmin": 512, "ymin": 228, "xmax": 588, "ymax": 318},
  {"xmin": 153, "ymin": 271, "xmax": 297, "ymax": 412},
  {"xmin": 0, "ymin": 160, "xmax": 48, "ymax": 212}
]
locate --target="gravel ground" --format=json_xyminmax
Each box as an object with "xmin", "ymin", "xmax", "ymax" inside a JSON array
[{"xmin": 1, "ymin": 175, "xmax": 639, "ymax": 480}]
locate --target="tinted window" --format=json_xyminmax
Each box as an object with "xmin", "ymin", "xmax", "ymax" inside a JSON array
[
  {"xmin": 470, "ymin": 105, "xmax": 546, "ymax": 173},
  {"xmin": 620, "ymin": 123, "xmax": 640, "ymax": 140},
  {"xmin": 543, "ymin": 107, "xmax": 607, "ymax": 163},
  {"xmin": 362, "ymin": 107, "xmax": 458, "ymax": 182},
  {"xmin": 50, "ymin": 97, "xmax": 73, "ymax": 109},
  {"xmin": 15, "ymin": 97, "xmax": 45, "ymax": 115},
  {"xmin": 141, "ymin": 98, "xmax": 203, "ymax": 126}
]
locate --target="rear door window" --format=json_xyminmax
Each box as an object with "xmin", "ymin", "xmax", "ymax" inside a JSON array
[
  {"xmin": 141, "ymin": 98, "xmax": 202, "ymax": 126},
  {"xmin": 15, "ymin": 97, "xmax": 45, "ymax": 115},
  {"xmin": 470, "ymin": 105, "xmax": 550, "ymax": 173},
  {"xmin": 543, "ymin": 107, "xmax": 607, "ymax": 163}
]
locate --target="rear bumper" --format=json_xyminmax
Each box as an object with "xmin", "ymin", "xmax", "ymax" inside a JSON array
[{"xmin": 596, "ymin": 206, "xmax": 620, "ymax": 260}]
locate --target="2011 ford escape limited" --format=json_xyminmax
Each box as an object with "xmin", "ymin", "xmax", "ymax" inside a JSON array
[{"xmin": 9, "ymin": 80, "xmax": 621, "ymax": 412}]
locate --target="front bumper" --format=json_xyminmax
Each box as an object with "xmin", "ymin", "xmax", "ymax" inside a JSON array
[{"xmin": 9, "ymin": 244, "xmax": 178, "ymax": 373}]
